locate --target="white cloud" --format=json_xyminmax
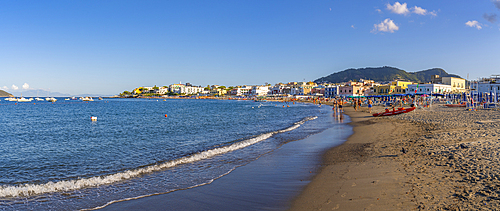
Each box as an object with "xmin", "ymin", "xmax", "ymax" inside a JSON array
[
  {"xmin": 2, "ymin": 86, "xmax": 8, "ymax": 90},
  {"xmin": 351, "ymin": 25, "xmax": 356, "ymax": 29},
  {"xmin": 372, "ymin": 18, "xmax": 399, "ymax": 33},
  {"xmin": 22, "ymin": 83, "xmax": 29, "ymax": 90},
  {"xmin": 387, "ymin": 2, "xmax": 410, "ymax": 15},
  {"xmin": 329, "ymin": 8, "xmax": 331, "ymax": 11},
  {"xmin": 412, "ymin": 6, "xmax": 427, "ymax": 15},
  {"xmin": 386, "ymin": 3, "xmax": 437, "ymax": 16},
  {"xmin": 410, "ymin": 6, "xmax": 437, "ymax": 16},
  {"xmin": 375, "ymin": 9, "xmax": 383, "ymax": 14},
  {"xmin": 465, "ymin": 20, "xmax": 482, "ymax": 29},
  {"xmin": 12, "ymin": 85, "xmax": 19, "ymax": 90}
]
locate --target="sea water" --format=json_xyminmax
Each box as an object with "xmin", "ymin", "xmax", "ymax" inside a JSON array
[{"xmin": 0, "ymin": 98, "xmax": 341, "ymax": 210}]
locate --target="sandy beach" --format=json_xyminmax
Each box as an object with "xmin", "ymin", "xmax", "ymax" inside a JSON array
[{"xmin": 290, "ymin": 104, "xmax": 500, "ymax": 210}]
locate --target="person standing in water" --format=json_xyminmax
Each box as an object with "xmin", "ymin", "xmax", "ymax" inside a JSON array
[{"xmin": 338, "ymin": 98, "xmax": 344, "ymax": 112}]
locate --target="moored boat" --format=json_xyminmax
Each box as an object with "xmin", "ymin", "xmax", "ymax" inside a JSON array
[
  {"xmin": 372, "ymin": 107, "xmax": 416, "ymax": 117},
  {"xmin": 82, "ymin": 97, "xmax": 94, "ymax": 101},
  {"xmin": 17, "ymin": 97, "xmax": 33, "ymax": 102}
]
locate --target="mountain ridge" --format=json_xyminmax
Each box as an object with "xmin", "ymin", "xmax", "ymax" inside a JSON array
[{"xmin": 314, "ymin": 66, "xmax": 462, "ymax": 84}]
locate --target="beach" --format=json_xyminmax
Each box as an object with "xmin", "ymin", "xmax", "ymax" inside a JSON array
[{"xmin": 290, "ymin": 104, "xmax": 500, "ymax": 210}]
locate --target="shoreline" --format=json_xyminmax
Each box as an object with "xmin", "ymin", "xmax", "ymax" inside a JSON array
[
  {"xmin": 289, "ymin": 106, "xmax": 417, "ymax": 210},
  {"xmin": 98, "ymin": 103, "xmax": 349, "ymax": 211},
  {"xmin": 290, "ymin": 104, "xmax": 500, "ymax": 210}
]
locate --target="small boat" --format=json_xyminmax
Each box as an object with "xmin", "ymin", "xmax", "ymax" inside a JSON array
[
  {"xmin": 47, "ymin": 97, "xmax": 57, "ymax": 102},
  {"xmin": 444, "ymin": 104, "xmax": 466, "ymax": 107},
  {"xmin": 82, "ymin": 97, "xmax": 94, "ymax": 101},
  {"xmin": 6, "ymin": 97, "xmax": 18, "ymax": 102},
  {"xmin": 17, "ymin": 97, "xmax": 33, "ymax": 102},
  {"xmin": 372, "ymin": 107, "xmax": 416, "ymax": 117},
  {"xmin": 35, "ymin": 91, "xmax": 44, "ymax": 101}
]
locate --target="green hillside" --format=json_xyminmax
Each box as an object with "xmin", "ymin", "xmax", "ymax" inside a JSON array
[
  {"xmin": 314, "ymin": 66, "xmax": 462, "ymax": 84},
  {"xmin": 0, "ymin": 90, "xmax": 13, "ymax": 97}
]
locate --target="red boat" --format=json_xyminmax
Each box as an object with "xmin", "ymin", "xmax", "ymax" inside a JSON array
[
  {"xmin": 372, "ymin": 107, "xmax": 416, "ymax": 117},
  {"xmin": 443, "ymin": 103, "xmax": 466, "ymax": 107}
]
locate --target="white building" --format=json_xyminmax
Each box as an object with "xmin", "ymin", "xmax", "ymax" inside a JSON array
[
  {"xmin": 406, "ymin": 84, "xmax": 452, "ymax": 95},
  {"xmin": 251, "ymin": 86, "xmax": 270, "ymax": 96},
  {"xmin": 270, "ymin": 84, "xmax": 290, "ymax": 95},
  {"xmin": 325, "ymin": 85, "xmax": 340, "ymax": 98},
  {"xmin": 169, "ymin": 84, "xmax": 204, "ymax": 95},
  {"xmin": 230, "ymin": 86, "xmax": 253, "ymax": 96},
  {"xmin": 184, "ymin": 86, "xmax": 204, "ymax": 95},
  {"xmin": 158, "ymin": 87, "xmax": 169, "ymax": 94},
  {"xmin": 471, "ymin": 76, "xmax": 500, "ymax": 94},
  {"xmin": 290, "ymin": 87, "xmax": 304, "ymax": 95},
  {"xmin": 477, "ymin": 83, "xmax": 500, "ymax": 93},
  {"xmin": 169, "ymin": 84, "xmax": 185, "ymax": 94}
]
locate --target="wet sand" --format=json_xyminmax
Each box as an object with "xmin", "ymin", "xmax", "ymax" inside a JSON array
[
  {"xmin": 289, "ymin": 106, "xmax": 416, "ymax": 210},
  {"xmin": 291, "ymin": 104, "xmax": 500, "ymax": 210}
]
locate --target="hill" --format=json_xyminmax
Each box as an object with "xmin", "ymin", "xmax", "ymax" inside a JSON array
[
  {"xmin": 0, "ymin": 90, "xmax": 13, "ymax": 97},
  {"xmin": 314, "ymin": 66, "xmax": 462, "ymax": 84}
]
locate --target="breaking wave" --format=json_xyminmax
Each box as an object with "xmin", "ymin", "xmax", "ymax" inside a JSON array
[{"xmin": 0, "ymin": 116, "xmax": 317, "ymax": 198}]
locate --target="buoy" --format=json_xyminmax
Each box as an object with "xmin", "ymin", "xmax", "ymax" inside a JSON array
[
  {"xmin": 91, "ymin": 116, "xmax": 97, "ymax": 121},
  {"xmin": 165, "ymin": 114, "xmax": 168, "ymax": 118}
]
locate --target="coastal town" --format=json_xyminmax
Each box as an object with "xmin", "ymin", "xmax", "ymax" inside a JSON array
[{"xmin": 121, "ymin": 74, "xmax": 500, "ymax": 100}]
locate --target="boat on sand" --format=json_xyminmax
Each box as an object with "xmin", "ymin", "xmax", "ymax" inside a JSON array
[{"xmin": 372, "ymin": 107, "xmax": 416, "ymax": 117}]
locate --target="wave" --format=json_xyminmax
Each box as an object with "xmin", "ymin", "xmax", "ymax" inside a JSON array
[{"xmin": 0, "ymin": 116, "xmax": 317, "ymax": 198}]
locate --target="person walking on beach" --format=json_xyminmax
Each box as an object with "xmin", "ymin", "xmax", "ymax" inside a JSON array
[
  {"xmin": 353, "ymin": 99, "xmax": 358, "ymax": 111},
  {"xmin": 368, "ymin": 99, "xmax": 373, "ymax": 113},
  {"xmin": 338, "ymin": 98, "xmax": 343, "ymax": 112},
  {"xmin": 357, "ymin": 98, "xmax": 362, "ymax": 111}
]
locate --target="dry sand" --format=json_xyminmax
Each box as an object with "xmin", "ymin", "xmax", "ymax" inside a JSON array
[{"xmin": 290, "ymin": 104, "xmax": 500, "ymax": 210}]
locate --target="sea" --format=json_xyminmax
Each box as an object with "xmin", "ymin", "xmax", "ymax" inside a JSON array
[{"xmin": 0, "ymin": 98, "xmax": 347, "ymax": 210}]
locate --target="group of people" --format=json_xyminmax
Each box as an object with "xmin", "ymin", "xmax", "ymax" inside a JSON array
[
  {"xmin": 330, "ymin": 98, "xmax": 374, "ymax": 113},
  {"xmin": 352, "ymin": 98, "xmax": 374, "ymax": 113},
  {"xmin": 331, "ymin": 98, "xmax": 374, "ymax": 113}
]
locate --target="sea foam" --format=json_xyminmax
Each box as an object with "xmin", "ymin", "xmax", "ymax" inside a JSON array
[{"xmin": 0, "ymin": 116, "xmax": 317, "ymax": 198}]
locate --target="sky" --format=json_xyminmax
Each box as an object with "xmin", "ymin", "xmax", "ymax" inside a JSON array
[{"xmin": 1, "ymin": 0, "xmax": 499, "ymax": 96}]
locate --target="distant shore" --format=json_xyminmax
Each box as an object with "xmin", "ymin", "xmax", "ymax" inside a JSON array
[{"xmin": 289, "ymin": 104, "xmax": 500, "ymax": 210}]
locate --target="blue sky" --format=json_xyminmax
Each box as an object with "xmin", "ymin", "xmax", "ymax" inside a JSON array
[{"xmin": 1, "ymin": 0, "xmax": 499, "ymax": 96}]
